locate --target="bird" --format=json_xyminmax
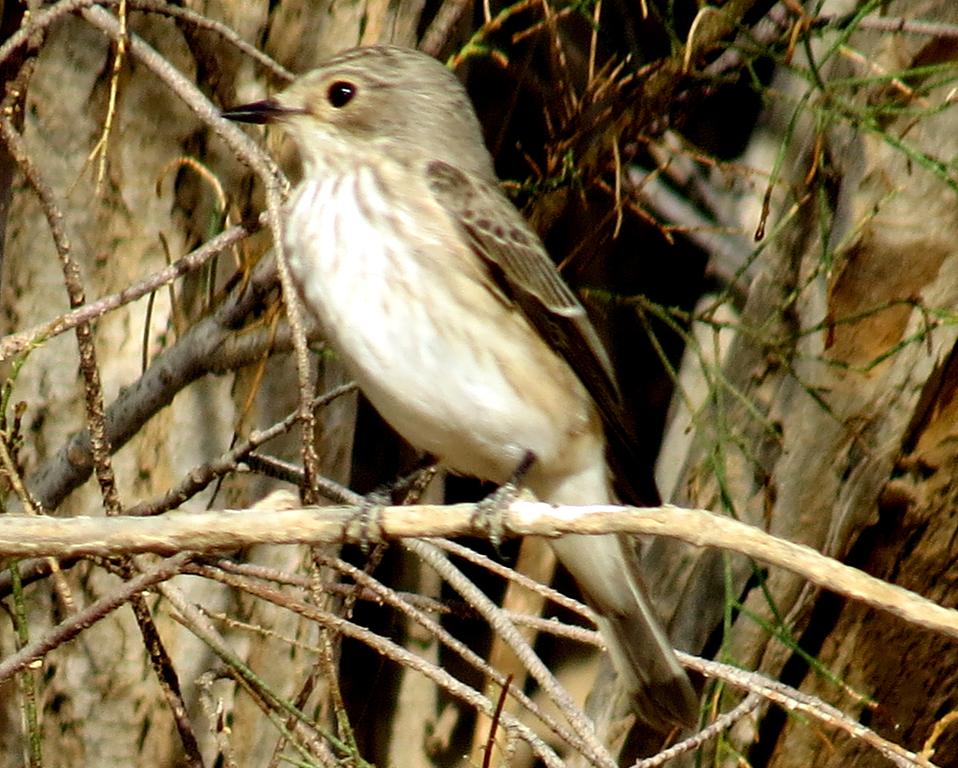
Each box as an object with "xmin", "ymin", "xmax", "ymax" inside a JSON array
[{"xmin": 221, "ymin": 44, "xmax": 697, "ymax": 730}]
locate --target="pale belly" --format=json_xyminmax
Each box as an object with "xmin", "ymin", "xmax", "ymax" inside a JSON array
[{"xmin": 284, "ymin": 169, "xmax": 602, "ymax": 488}]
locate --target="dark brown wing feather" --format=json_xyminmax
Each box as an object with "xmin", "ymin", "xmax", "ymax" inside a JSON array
[{"xmin": 425, "ymin": 160, "xmax": 660, "ymax": 505}]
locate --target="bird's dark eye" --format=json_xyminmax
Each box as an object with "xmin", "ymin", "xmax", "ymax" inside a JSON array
[{"xmin": 327, "ymin": 81, "xmax": 357, "ymax": 108}]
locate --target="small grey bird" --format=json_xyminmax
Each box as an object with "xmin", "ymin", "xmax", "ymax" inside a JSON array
[{"xmin": 222, "ymin": 44, "xmax": 696, "ymax": 730}]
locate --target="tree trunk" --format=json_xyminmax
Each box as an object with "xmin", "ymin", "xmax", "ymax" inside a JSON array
[{"xmin": 657, "ymin": 1, "xmax": 958, "ymax": 764}]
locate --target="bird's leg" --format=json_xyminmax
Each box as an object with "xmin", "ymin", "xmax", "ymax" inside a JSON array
[
  {"xmin": 388, "ymin": 459, "xmax": 440, "ymax": 504},
  {"xmin": 363, "ymin": 457, "xmax": 437, "ymax": 505},
  {"xmin": 506, "ymin": 449, "xmax": 537, "ymax": 487},
  {"xmin": 397, "ymin": 463, "xmax": 441, "ymax": 506},
  {"xmin": 473, "ymin": 450, "xmax": 537, "ymax": 548}
]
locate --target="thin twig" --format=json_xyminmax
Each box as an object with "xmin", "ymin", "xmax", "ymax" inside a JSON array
[
  {"xmin": 81, "ymin": 4, "xmax": 321, "ymax": 504},
  {"xmin": 0, "ymin": 0, "xmax": 99, "ymax": 69},
  {"xmin": 127, "ymin": 590, "xmax": 204, "ymax": 766},
  {"xmin": 128, "ymin": 0, "xmax": 294, "ymax": 81},
  {"xmin": 633, "ymin": 693, "xmax": 762, "ymax": 768},
  {"xmin": 160, "ymin": 580, "xmax": 352, "ymax": 761},
  {"xmin": 0, "ymin": 217, "xmax": 263, "ymax": 363},
  {"xmin": 21, "ymin": 254, "xmax": 287, "ymax": 512},
  {"xmin": 405, "ymin": 539, "xmax": 616, "ymax": 768},
  {"xmin": 0, "ymin": 552, "xmax": 194, "ymax": 682},
  {"xmin": 207, "ymin": 558, "xmax": 601, "ymax": 645},
  {"xmin": 0, "ymin": 430, "xmax": 75, "ymax": 614},
  {"xmin": 125, "ymin": 383, "xmax": 357, "ymax": 517},
  {"xmin": 166, "ymin": 564, "xmax": 567, "ymax": 768},
  {"xmin": 436, "ymin": 538, "xmax": 593, "ymax": 619},
  {"xmin": 196, "ymin": 671, "xmax": 240, "ymax": 768},
  {"xmin": 683, "ymin": 656, "xmax": 939, "ymax": 768},
  {"xmin": 91, "ymin": 0, "xmax": 127, "ymax": 195},
  {"xmin": 274, "ymin": 554, "xmax": 593, "ymax": 756},
  {"xmin": 817, "ymin": 12, "xmax": 958, "ymax": 40},
  {"xmin": 0, "ymin": 0, "xmax": 293, "ymax": 82},
  {"xmin": 0, "ymin": 115, "xmax": 120, "ymax": 514}
]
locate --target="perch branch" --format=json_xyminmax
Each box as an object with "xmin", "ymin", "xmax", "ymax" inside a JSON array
[{"xmin": 1, "ymin": 499, "xmax": 956, "ymax": 644}]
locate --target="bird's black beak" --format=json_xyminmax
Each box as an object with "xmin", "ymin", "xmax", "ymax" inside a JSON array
[{"xmin": 220, "ymin": 98, "xmax": 298, "ymax": 124}]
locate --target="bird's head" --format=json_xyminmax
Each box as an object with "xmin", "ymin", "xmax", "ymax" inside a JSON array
[{"xmin": 221, "ymin": 45, "xmax": 496, "ymax": 181}]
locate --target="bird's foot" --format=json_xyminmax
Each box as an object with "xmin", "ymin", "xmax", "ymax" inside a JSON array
[
  {"xmin": 353, "ymin": 489, "xmax": 389, "ymax": 553},
  {"xmin": 353, "ymin": 462, "xmax": 439, "ymax": 551},
  {"xmin": 473, "ymin": 451, "xmax": 537, "ymax": 549}
]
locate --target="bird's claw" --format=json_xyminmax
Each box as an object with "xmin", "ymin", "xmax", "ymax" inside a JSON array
[
  {"xmin": 349, "ymin": 463, "xmax": 439, "ymax": 551},
  {"xmin": 353, "ymin": 490, "xmax": 390, "ymax": 552},
  {"xmin": 473, "ymin": 485, "xmax": 511, "ymax": 550},
  {"xmin": 472, "ymin": 451, "xmax": 537, "ymax": 549}
]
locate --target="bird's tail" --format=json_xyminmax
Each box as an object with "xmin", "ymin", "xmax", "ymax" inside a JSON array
[{"xmin": 550, "ymin": 533, "xmax": 698, "ymax": 730}]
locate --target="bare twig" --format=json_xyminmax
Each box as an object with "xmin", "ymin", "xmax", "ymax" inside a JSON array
[
  {"xmin": 80, "ymin": 4, "xmax": 321, "ymax": 504},
  {"xmin": 0, "ymin": 552, "xmax": 194, "ymax": 682},
  {"xmin": 206, "ymin": 558, "xmax": 600, "ymax": 645},
  {"xmin": 127, "ymin": 589, "xmax": 204, "ymax": 766},
  {"xmin": 196, "ymin": 671, "xmax": 240, "ymax": 768},
  {"xmin": 90, "ymin": 0, "xmax": 126, "ymax": 195},
  {"xmin": 0, "ymin": 0, "xmax": 100, "ymax": 69},
  {"xmin": 816, "ymin": 11, "xmax": 958, "ymax": 40},
  {"xmin": 683, "ymin": 656, "xmax": 939, "ymax": 768},
  {"xmin": 0, "ymin": 0, "xmax": 292, "ymax": 82},
  {"xmin": 128, "ymin": 0, "xmax": 294, "ymax": 82},
  {"xmin": 436, "ymin": 537, "xmax": 591, "ymax": 619},
  {"xmin": 0, "ymin": 115, "xmax": 120, "ymax": 514},
  {"xmin": 408, "ymin": 539, "xmax": 617, "ymax": 768},
  {"xmin": 20, "ymin": 254, "xmax": 289, "ymax": 512},
  {"xmin": 634, "ymin": 693, "xmax": 762, "ymax": 768},
  {"xmin": 163, "ymin": 563, "xmax": 567, "ymax": 768},
  {"xmin": 125, "ymin": 383, "xmax": 356, "ymax": 518},
  {"xmin": 482, "ymin": 673, "xmax": 513, "ymax": 768},
  {"xmin": 0, "ymin": 425, "xmax": 76, "ymax": 614},
  {"xmin": 160, "ymin": 580, "xmax": 352, "ymax": 760},
  {"xmin": 0, "ymin": 217, "xmax": 263, "ymax": 362},
  {"xmin": 249, "ymin": 553, "xmax": 591, "ymax": 755}
]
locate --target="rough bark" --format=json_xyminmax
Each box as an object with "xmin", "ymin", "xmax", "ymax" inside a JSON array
[{"xmin": 655, "ymin": 1, "xmax": 958, "ymax": 765}]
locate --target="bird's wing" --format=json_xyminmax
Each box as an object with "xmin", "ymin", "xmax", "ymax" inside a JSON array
[{"xmin": 425, "ymin": 160, "xmax": 660, "ymax": 505}]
